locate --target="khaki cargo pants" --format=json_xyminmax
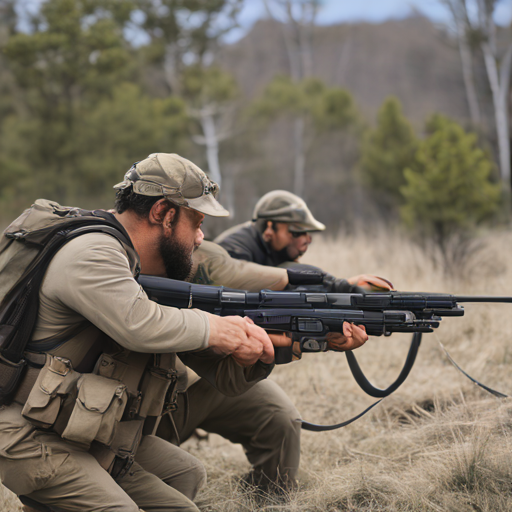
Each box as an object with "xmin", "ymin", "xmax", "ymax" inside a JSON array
[
  {"xmin": 157, "ymin": 379, "xmax": 302, "ymax": 488},
  {"xmin": 0, "ymin": 405, "xmax": 205, "ymax": 512}
]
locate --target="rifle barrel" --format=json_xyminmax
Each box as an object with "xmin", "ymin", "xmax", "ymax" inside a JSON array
[{"xmin": 454, "ymin": 296, "xmax": 512, "ymax": 303}]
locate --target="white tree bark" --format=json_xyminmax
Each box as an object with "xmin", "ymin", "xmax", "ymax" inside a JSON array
[
  {"xmin": 482, "ymin": 40, "xmax": 512, "ymax": 186},
  {"xmin": 475, "ymin": 0, "xmax": 511, "ymax": 187},
  {"xmin": 442, "ymin": 0, "xmax": 482, "ymax": 125},
  {"xmin": 197, "ymin": 110, "xmax": 223, "ymax": 187},
  {"xmin": 444, "ymin": 0, "xmax": 512, "ymax": 189},
  {"xmin": 163, "ymin": 44, "xmax": 182, "ymax": 95},
  {"xmin": 191, "ymin": 104, "xmax": 233, "ymax": 205}
]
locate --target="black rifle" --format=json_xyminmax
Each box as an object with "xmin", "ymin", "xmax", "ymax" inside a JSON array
[
  {"xmin": 138, "ymin": 275, "xmax": 512, "ymax": 360},
  {"xmin": 139, "ymin": 275, "xmax": 512, "ymax": 430}
]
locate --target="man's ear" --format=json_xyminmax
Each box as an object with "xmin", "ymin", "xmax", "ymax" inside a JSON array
[
  {"xmin": 163, "ymin": 207, "xmax": 177, "ymax": 228},
  {"xmin": 149, "ymin": 199, "xmax": 175, "ymax": 226}
]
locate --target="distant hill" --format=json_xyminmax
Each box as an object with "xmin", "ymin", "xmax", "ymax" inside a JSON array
[{"xmin": 219, "ymin": 16, "xmax": 469, "ymax": 127}]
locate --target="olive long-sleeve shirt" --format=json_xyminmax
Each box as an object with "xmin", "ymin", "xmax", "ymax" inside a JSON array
[{"xmin": 33, "ymin": 232, "xmax": 210, "ymax": 353}]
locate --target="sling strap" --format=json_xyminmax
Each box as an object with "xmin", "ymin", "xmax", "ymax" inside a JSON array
[
  {"xmin": 301, "ymin": 333, "xmax": 422, "ymax": 432},
  {"xmin": 0, "ymin": 221, "xmax": 135, "ymax": 363}
]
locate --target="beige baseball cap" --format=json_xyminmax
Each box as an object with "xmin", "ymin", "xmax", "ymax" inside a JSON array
[
  {"xmin": 252, "ymin": 190, "xmax": 325, "ymax": 232},
  {"xmin": 114, "ymin": 153, "xmax": 229, "ymax": 217}
]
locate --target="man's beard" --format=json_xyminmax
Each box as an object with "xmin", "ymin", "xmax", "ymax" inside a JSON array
[{"xmin": 159, "ymin": 233, "xmax": 193, "ymax": 281}]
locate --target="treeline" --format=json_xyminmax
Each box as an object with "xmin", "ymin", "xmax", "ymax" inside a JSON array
[{"xmin": 0, "ymin": 0, "xmax": 505, "ymax": 252}]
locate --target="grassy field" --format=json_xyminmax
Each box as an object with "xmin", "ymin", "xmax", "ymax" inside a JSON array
[{"xmin": 3, "ymin": 229, "xmax": 512, "ymax": 511}]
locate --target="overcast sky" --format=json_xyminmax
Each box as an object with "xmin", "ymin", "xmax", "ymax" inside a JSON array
[
  {"xmin": 15, "ymin": 0, "xmax": 512, "ymax": 46},
  {"xmin": 225, "ymin": 0, "xmax": 512, "ymax": 42}
]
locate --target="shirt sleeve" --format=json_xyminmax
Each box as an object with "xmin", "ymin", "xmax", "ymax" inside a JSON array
[
  {"xmin": 179, "ymin": 349, "xmax": 274, "ymax": 397},
  {"xmin": 38, "ymin": 233, "xmax": 210, "ymax": 353},
  {"xmin": 192, "ymin": 242, "xmax": 287, "ymax": 291},
  {"xmin": 223, "ymin": 243, "xmax": 254, "ymax": 262}
]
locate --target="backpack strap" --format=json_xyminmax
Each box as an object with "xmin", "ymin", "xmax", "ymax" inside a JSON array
[{"xmin": 0, "ymin": 220, "xmax": 137, "ymax": 365}]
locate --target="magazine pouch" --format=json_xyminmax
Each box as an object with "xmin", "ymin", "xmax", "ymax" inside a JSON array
[
  {"xmin": 61, "ymin": 373, "xmax": 127, "ymax": 447},
  {"xmin": 139, "ymin": 354, "xmax": 177, "ymax": 417},
  {"xmin": 22, "ymin": 355, "xmax": 78, "ymax": 429}
]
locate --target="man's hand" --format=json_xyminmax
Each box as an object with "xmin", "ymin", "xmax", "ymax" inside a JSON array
[
  {"xmin": 347, "ymin": 274, "xmax": 394, "ymax": 292},
  {"xmin": 326, "ymin": 323, "xmax": 368, "ymax": 351},
  {"xmin": 207, "ymin": 314, "xmax": 274, "ymax": 366}
]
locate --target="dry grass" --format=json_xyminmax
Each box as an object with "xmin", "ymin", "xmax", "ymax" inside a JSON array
[{"xmin": 3, "ymin": 228, "xmax": 512, "ymax": 511}]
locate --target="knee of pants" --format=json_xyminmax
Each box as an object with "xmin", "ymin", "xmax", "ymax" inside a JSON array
[
  {"xmin": 189, "ymin": 458, "xmax": 207, "ymax": 494},
  {"xmin": 266, "ymin": 405, "xmax": 302, "ymax": 437}
]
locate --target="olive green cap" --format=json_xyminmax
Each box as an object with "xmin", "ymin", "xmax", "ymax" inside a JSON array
[
  {"xmin": 114, "ymin": 153, "xmax": 229, "ymax": 217},
  {"xmin": 252, "ymin": 190, "xmax": 325, "ymax": 232}
]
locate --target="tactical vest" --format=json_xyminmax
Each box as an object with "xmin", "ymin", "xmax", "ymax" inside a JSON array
[{"xmin": 0, "ymin": 199, "xmax": 181, "ymax": 477}]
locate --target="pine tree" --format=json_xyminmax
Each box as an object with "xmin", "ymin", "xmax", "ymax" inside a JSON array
[
  {"xmin": 359, "ymin": 97, "xmax": 418, "ymax": 210},
  {"xmin": 1, "ymin": 0, "xmax": 135, "ymax": 206},
  {"xmin": 400, "ymin": 115, "xmax": 500, "ymax": 267}
]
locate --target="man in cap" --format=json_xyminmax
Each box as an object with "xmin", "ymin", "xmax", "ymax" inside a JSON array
[
  {"xmin": 215, "ymin": 190, "xmax": 324, "ymax": 267},
  {"xmin": 216, "ymin": 189, "xmax": 391, "ymax": 293},
  {"xmin": 0, "ymin": 153, "xmax": 275, "ymax": 512}
]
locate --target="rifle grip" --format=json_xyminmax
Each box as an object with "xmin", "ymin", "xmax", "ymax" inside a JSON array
[{"xmin": 274, "ymin": 341, "xmax": 303, "ymax": 365}]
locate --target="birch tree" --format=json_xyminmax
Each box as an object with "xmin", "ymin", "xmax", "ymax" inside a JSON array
[
  {"xmin": 442, "ymin": 0, "xmax": 482, "ymax": 125},
  {"xmin": 137, "ymin": 0, "xmax": 242, "ymax": 210},
  {"xmin": 441, "ymin": 0, "xmax": 512, "ymax": 190},
  {"xmin": 262, "ymin": 0, "xmax": 321, "ymax": 197},
  {"xmin": 181, "ymin": 65, "xmax": 238, "ymax": 192},
  {"xmin": 477, "ymin": 0, "xmax": 512, "ymax": 189}
]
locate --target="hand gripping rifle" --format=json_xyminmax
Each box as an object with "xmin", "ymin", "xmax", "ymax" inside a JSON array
[{"xmin": 138, "ymin": 275, "xmax": 512, "ymax": 430}]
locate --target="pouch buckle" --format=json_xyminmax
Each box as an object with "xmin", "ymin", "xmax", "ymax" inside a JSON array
[
  {"xmin": 127, "ymin": 391, "xmax": 143, "ymax": 419},
  {"xmin": 49, "ymin": 356, "xmax": 72, "ymax": 377}
]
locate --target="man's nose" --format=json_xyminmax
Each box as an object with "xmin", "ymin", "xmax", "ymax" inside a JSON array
[{"xmin": 196, "ymin": 229, "xmax": 205, "ymax": 245}]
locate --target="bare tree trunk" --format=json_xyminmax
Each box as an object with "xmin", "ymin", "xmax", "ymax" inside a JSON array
[
  {"xmin": 191, "ymin": 104, "xmax": 234, "ymax": 206},
  {"xmin": 262, "ymin": 0, "xmax": 319, "ymax": 196},
  {"xmin": 482, "ymin": 41, "xmax": 512, "ymax": 187},
  {"xmin": 458, "ymin": 33, "xmax": 481, "ymax": 125},
  {"xmin": 198, "ymin": 112, "xmax": 222, "ymax": 187},
  {"xmin": 163, "ymin": 44, "xmax": 182, "ymax": 95},
  {"xmin": 293, "ymin": 116, "xmax": 306, "ymax": 197},
  {"xmin": 442, "ymin": 0, "xmax": 482, "ymax": 125},
  {"xmin": 474, "ymin": 0, "xmax": 511, "ymax": 190}
]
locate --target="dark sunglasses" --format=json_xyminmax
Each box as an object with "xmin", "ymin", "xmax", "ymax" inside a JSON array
[{"xmin": 290, "ymin": 230, "xmax": 308, "ymax": 238}]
